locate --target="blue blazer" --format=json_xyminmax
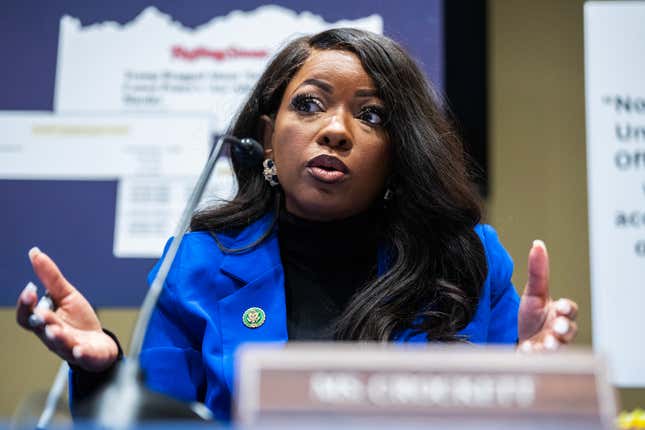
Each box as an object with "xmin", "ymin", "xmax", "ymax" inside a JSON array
[{"xmin": 137, "ymin": 213, "xmax": 519, "ymax": 421}]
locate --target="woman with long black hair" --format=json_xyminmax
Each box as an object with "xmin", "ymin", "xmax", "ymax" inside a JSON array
[{"xmin": 16, "ymin": 28, "xmax": 577, "ymax": 421}]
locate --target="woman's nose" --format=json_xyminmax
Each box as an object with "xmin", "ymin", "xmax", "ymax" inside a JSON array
[{"xmin": 318, "ymin": 113, "xmax": 352, "ymax": 149}]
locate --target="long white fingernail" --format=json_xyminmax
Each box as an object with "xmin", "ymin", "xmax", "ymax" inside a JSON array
[
  {"xmin": 23, "ymin": 282, "xmax": 37, "ymax": 294},
  {"xmin": 544, "ymin": 335, "xmax": 559, "ymax": 351},
  {"xmin": 556, "ymin": 299, "xmax": 571, "ymax": 315},
  {"xmin": 28, "ymin": 314, "xmax": 44, "ymax": 328},
  {"xmin": 520, "ymin": 341, "xmax": 532, "ymax": 353},
  {"xmin": 553, "ymin": 317, "xmax": 570, "ymax": 335},
  {"xmin": 28, "ymin": 247, "xmax": 41, "ymax": 261},
  {"xmin": 45, "ymin": 325, "xmax": 55, "ymax": 340},
  {"xmin": 34, "ymin": 295, "xmax": 54, "ymax": 312},
  {"xmin": 20, "ymin": 282, "xmax": 37, "ymax": 305},
  {"xmin": 532, "ymin": 240, "xmax": 547, "ymax": 251},
  {"xmin": 73, "ymin": 346, "xmax": 82, "ymax": 359}
]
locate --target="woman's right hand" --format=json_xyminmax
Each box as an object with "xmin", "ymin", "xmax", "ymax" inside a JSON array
[{"xmin": 16, "ymin": 247, "xmax": 119, "ymax": 372}]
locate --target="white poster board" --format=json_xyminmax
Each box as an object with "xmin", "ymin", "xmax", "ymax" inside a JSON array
[
  {"xmin": 52, "ymin": 5, "xmax": 382, "ymax": 258},
  {"xmin": 0, "ymin": 112, "xmax": 230, "ymax": 258},
  {"xmin": 54, "ymin": 5, "xmax": 382, "ymax": 131},
  {"xmin": 584, "ymin": 1, "xmax": 645, "ymax": 387}
]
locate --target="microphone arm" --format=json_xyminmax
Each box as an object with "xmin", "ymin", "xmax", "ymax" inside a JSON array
[
  {"xmin": 94, "ymin": 134, "xmax": 263, "ymax": 428},
  {"xmin": 129, "ymin": 134, "xmax": 255, "ymax": 358}
]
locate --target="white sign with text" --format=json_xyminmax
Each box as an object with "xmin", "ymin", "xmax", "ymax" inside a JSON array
[
  {"xmin": 0, "ymin": 111, "xmax": 230, "ymax": 258},
  {"xmin": 585, "ymin": 1, "xmax": 645, "ymax": 387},
  {"xmin": 0, "ymin": 112, "xmax": 209, "ymax": 179}
]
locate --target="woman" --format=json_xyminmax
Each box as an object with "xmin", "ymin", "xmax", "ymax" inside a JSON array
[{"xmin": 16, "ymin": 28, "xmax": 577, "ymax": 421}]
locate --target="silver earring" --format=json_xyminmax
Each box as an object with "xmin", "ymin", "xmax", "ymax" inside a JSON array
[
  {"xmin": 383, "ymin": 188, "xmax": 393, "ymax": 201},
  {"xmin": 263, "ymin": 158, "xmax": 279, "ymax": 187}
]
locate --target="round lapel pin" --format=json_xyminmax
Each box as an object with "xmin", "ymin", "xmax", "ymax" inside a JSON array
[{"xmin": 242, "ymin": 307, "xmax": 266, "ymax": 329}]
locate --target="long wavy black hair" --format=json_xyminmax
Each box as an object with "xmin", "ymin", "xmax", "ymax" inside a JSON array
[{"xmin": 191, "ymin": 28, "xmax": 487, "ymax": 342}]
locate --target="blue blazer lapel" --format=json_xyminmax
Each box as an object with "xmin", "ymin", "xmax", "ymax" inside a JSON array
[{"xmin": 216, "ymin": 215, "xmax": 288, "ymax": 391}]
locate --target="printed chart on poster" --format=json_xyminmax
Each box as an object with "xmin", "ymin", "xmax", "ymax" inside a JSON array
[
  {"xmin": 1, "ymin": 1, "xmax": 444, "ymax": 306},
  {"xmin": 52, "ymin": 6, "xmax": 380, "ymax": 258}
]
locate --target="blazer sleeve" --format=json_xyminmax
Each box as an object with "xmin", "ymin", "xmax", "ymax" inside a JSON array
[
  {"xmin": 479, "ymin": 224, "xmax": 520, "ymax": 343},
  {"xmin": 138, "ymin": 237, "xmax": 207, "ymax": 403}
]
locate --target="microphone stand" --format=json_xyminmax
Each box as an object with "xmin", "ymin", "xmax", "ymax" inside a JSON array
[
  {"xmin": 86, "ymin": 135, "xmax": 262, "ymax": 428},
  {"xmin": 34, "ymin": 361, "xmax": 69, "ymax": 430}
]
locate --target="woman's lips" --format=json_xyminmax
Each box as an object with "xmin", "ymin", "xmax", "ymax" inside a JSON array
[
  {"xmin": 307, "ymin": 166, "xmax": 346, "ymax": 183},
  {"xmin": 306, "ymin": 154, "xmax": 349, "ymax": 184}
]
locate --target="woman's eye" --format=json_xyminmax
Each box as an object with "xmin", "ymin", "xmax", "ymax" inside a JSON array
[
  {"xmin": 359, "ymin": 107, "xmax": 385, "ymax": 126},
  {"xmin": 291, "ymin": 94, "xmax": 323, "ymax": 113}
]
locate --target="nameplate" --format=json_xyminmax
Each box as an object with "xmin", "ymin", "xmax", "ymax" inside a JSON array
[{"xmin": 234, "ymin": 344, "xmax": 616, "ymax": 428}]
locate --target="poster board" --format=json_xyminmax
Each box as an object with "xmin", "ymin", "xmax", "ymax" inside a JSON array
[
  {"xmin": 1, "ymin": 1, "xmax": 444, "ymax": 306},
  {"xmin": 584, "ymin": 1, "xmax": 645, "ymax": 387}
]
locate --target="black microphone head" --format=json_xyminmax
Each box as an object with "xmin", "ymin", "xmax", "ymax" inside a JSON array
[{"xmin": 231, "ymin": 137, "xmax": 264, "ymax": 167}]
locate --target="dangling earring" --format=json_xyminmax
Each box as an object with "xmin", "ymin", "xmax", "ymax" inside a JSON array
[{"xmin": 263, "ymin": 158, "xmax": 279, "ymax": 187}]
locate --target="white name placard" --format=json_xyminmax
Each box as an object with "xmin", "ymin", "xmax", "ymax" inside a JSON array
[{"xmin": 235, "ymin": 344, "xmax": 616, "ymax": 429}]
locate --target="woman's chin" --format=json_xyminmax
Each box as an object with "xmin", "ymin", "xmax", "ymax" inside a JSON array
[{"xmin": 284, "ymin": 197, "xmax": 363, "ymax": 222}]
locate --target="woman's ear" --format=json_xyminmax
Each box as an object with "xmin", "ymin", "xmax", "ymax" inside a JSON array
[{"xmin": 259, "ymin": 114, "xmax": 275, "ymax": 158}]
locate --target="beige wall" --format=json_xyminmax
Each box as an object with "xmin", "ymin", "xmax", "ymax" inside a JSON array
[
  {"xmin": 488, "ymin": 0, "xmax": 643, "ymax": 409},
  {"xmin": 488, "ymin": 1, "xmax": 590, "ymax": 336},
  {"xmin": 0, "ymin": 309, "xmax": 137, "ymax": 417},
  {"xmin": 1, "ymin": 0, "xmax": 642, "ymax": 419}
]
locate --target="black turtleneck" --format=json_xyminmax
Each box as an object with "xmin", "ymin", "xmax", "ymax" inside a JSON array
[{"xmin": 278, "ymin": 208, "xmax": 383, "ymax": 340}]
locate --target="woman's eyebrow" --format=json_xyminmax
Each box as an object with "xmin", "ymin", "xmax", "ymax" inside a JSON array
[
  {"xmin": 293, "ymin": 78, "xmax": 379, "ymax": 98},
  {"xmin": 355, "ymin": 88, "xmax": 378, "ymax": 97},
  {"xmin": 294, "ymin": 78, "xmax": 333, "ymax": 94}
]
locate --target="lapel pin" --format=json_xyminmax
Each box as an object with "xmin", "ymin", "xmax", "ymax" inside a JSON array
[{"xmin": 242, "ymin": 307, "xmax": 266, "ymax": 329}]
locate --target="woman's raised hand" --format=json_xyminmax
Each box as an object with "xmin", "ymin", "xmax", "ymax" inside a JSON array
[
  {"xmin": 16, "ymin": 247, "xmax": 119, "ymax": 372},
  {"xmin": 517, "ymin": 240, "xmax": 578, "ymax": 351}
]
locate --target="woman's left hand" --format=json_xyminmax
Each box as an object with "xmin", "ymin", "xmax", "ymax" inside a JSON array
[{"xmin": 517, "ymin": 240, "xmax": 578, "ymax": 352}]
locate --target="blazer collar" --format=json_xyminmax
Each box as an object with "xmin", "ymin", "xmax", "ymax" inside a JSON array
[
  {"xmin": 218, "ymin": 212, "xmax": 279, "ymax": 284},
  {"xmin": 218, "ymin": 211, "xmax": 394, "ymax": 283},
  {"xmin": 215, "ymin": 213, "xmax": 286, "ymax": 391}
]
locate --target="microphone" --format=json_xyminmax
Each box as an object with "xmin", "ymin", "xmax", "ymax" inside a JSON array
[
  {"xmin": 231, "ymin": 137, "xmax": 264, "ymax": 167},
  {"xmin": 83, "ymin": 135, "xmax": 262, "ymax": 428}
]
